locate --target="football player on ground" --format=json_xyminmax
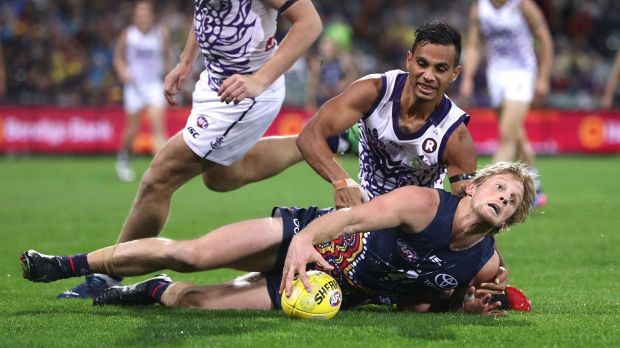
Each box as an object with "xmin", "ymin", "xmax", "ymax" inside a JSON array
[{"xmin": 21, "ymin": 162, "xmax": 534, "ymax": 316}]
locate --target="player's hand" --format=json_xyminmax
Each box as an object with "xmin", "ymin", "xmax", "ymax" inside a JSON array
[
  {"xmin": 476, "ymin": 266, "xmax": 508, "ymax": 296},
  {"xmin": 462, "ymin": 286, "xmax": 506, "ymax": 316},
  {"xmin": 218, "ymin": 74, "xmax": 267, "ymax": 104},
  {"xmin": 334, "ymin": 187, "xmax": 366, "ymax": 209},
  {"xmin": 164, "ymin": 62, "xmax": 193, "ymax": 106},
  {"xmin": 533, "ymin": 78, "xmax": 549, "ymax": 105},
  {"xmin": 279, "ymin": 234, "xmax": 334, "ymax": 297}
]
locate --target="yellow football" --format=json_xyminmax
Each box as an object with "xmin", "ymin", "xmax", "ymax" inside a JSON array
[{"xmin": 281, "ymin": 270, "xmax": 342, "ymax": 320}]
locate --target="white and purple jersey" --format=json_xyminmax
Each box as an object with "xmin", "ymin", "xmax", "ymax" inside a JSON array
[
  {"xmin": 357, "ymin": 70, "xmax": 469, "ymax": 199},
  {"xmin": 125, "ymin": 25, "xmax": 166, "ymax": 84},
  {"xmin": 478, "ymin": 0, "xmax": 536, "ymax": 72},
  {"xmin": 193, "ymin": 0, "xmax": 278, "ymax": 90}
]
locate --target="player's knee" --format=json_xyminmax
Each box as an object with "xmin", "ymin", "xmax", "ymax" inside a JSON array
[
  {"xmin": 138, "ymin": 168, "xmax": 173, "ymax": 197},
  {"xmin": 163, "ymin": 243, "xmax": 203, "ymax": 272}
]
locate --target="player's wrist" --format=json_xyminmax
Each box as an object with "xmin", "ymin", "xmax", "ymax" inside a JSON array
[{"xmin": 331, "ymin": 178, "xmax": 359, "ymax": 191}]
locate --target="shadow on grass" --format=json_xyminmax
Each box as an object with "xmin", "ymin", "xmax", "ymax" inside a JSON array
[{"xmin": 10, "ymin": 304, "xmax": 534, "ymax": 345}]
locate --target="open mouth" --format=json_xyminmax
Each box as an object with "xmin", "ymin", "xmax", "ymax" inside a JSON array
[
  {"xmin": 417, "ymin": 83, "xmax": 436, "ymax": 94},
  {"xmin": 488, "ymin": 203, "xmax": 499, "ymax": 214}
]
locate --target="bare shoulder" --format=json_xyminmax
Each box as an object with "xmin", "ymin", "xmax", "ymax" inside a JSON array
[
  {"xmin": 390, "ymin": 186, "xmax": 441, "ymax": 232},
  {"xmin": 336, "ymin": 75, "xmax": 384, "ymax": 112}
]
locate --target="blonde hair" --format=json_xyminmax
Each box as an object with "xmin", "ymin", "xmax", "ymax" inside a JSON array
[{"xmin": 471, "ymin": 161, "xmax": 536, "ymax": 234}]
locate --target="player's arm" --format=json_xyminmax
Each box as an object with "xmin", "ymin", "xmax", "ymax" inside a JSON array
[
  {"xmin": 280, "ymin": 186, "xmax": 438, "ymax": 295},
  {"xmin": 161, "ymin": 27, "xmax": 173, "ymax": 73},
  {"xmin": 218, "ymin": 0, "xmax": 322, "ymax": 103},
  {"xmin": 459, "ymin": 3, "xmax": 482, "ymax": 101},
  {"xmin": 522, "ymin": 0, "xmax": 553, "ymax": 103},
  {"xmin": 113, "ymin": 30, "xmax": 130, "ymax": 84},
  {"xmin": 443, "ymin": 123, "xmax": 477, "ymax": 196},
  {"xmin": 163, "ymin": 25, "xmax": 200, "ymax": 106},
  {"xmin": 297, "ymin": 77, "xmax": 382, "ymax": 208},
  {"xmin": 601, "ymin": 50, "xmax": 620, "ymax": 109}
]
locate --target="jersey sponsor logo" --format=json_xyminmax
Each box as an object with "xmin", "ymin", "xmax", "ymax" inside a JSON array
[
  {"xmin": 434, "ymin": 273, "xmax": 458, "ymax": 289},
  {"xmin": 196, "ymin": 115, "xmax": 209, "ymax": 129},
  {"xmin": 210, "ymin": 136, "xmax": 224, "ymax": 150},
  {"xmin": 396, "ymin": 238, "xmax": 417, "ymax": 262},
  {"xmin": 187, "ymin": 126, "xmax": 199, "ymax": 139},
  {"xmin": 422, "ymin": 138, "xmax": 437, "ymax": 153}
]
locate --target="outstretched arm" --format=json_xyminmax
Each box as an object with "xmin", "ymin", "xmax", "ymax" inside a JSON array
[
  {"xmin": 217, "ymin": 0, "xmax": 322, "ymax": 103},
  {"xmin": 297, "ymin": 77, "xmax": 382, "ymax": 208},
  {"xmin": 280, "ymin": 186, "xmax": 438, "ymax": 295}
]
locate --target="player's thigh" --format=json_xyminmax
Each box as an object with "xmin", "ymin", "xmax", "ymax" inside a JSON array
[{"xmin": 183, "ymin": 217, "xmax": 283, "ymax": 271}]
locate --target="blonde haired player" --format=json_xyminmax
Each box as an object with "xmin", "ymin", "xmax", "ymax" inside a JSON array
[
  {"xmin": 22, "ymin": 162, "xmax": 535, "ymax": 316},
  {"xmin": 113, "ymin": 0, "xmax": 171, "ymax": 182}
]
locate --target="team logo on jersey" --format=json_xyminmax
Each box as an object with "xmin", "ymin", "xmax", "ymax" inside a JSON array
[
  {"xmin": 196, "ymin": 115, "xmax": 209, "ymax": 129},
  {"xmin": 210, "ymin": 136, "xmax": 224, "ymax": 150},
  {"xmin": 422, "ymin": 138, "xmax": 438, "ymax": 153},
  {"xmin": 434, "ymin": 273, "xmax": 458, "ymax": 289},
  {"xmin": 396, "ymin": 238, "xmax": 417, "ymax": 262}
]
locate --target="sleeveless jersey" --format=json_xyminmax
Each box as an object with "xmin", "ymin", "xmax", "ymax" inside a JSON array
[
  {"xmin": 357, "ymin": 70, "xmax": 470, "ymax": 199},
  {"xmin": 477, "ymin": 0, "xmax": 536, "ymax": 72},
  {"xmin": 125, "ymin": 25, "xmax": 166, "ymax": 84},
  {"xmin": 193, "ymin": 0, "xmax": 278, "ymax": 89},
  {"xmin": 315, "ymin": 190, "xmax": 495, "ymax": 307}
]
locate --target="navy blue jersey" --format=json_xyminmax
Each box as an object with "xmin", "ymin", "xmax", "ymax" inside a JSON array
[{"xmin": 266, "ymin": 190, "xmax": 495, "ymax": 309}]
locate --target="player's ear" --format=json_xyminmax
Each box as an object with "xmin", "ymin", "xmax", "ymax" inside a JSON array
[
  {"xmin": 465, "ymin": 181, "xmax": 476, "ymax": 196},
  {"xmin": 451, "ymin": 64, "xmax": 462, "ymax": 83}
]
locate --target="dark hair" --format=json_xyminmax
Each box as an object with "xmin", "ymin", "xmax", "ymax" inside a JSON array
[{"xmin": 411, "ymin": 22, "xmax": 462, "ymax": 66}]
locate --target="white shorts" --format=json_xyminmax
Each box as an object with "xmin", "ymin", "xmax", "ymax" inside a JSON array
[
  {"xmin": 486, "ymin": 68, "xmax": 535, "ymax": 107},
  {"xmin": 123, "ymin": 81, "xmax": 167, "ymax": 114},
  {"xmin": 182, "ymin": 70, "xmax": 285, "ymax": 166}
]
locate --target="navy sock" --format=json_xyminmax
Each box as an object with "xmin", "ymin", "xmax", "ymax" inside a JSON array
[
  {"xmin": 62, "ymin": 254, "xmax": 90, "ymax": 277},
  {"xmin": 145, "ymin": 279, "xmax": 172, "ymax": 304}
]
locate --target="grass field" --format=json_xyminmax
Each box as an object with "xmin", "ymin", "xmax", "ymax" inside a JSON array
[{"xmin": 1, "ymin": 155, "xmax": 618, "ymax": 347}]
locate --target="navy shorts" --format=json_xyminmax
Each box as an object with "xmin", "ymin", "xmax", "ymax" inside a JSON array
[{"xmin": 264, "ymin": 206, "xmax": 333, "ymax": 309}]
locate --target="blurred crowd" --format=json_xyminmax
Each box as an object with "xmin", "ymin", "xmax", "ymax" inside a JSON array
[{"xmin": 0, "ymin": 0, "xmax": 619, "ymax": 109}]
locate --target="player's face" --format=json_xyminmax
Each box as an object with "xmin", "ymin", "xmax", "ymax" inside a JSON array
[
  {"xmin": 134, "ymin": 3, "xmax": 154, "ymax": 31},
  {"xmin": 406, "ymin": 42, "xmax": 461, "ymax": 102},
  {"xmin": 468, "ymin": 174, "xmax": 524, "ymax": 227}
]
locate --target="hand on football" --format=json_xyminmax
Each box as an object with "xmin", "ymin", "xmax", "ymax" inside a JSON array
[{"xmin": 279, "ymin": 234, "xmax": 334, "ymax": 297}]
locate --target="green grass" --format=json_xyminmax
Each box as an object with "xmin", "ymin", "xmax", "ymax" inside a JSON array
[{"xmin": 0, "ymin": 155, "xmax": 619, "ymax": 347}]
